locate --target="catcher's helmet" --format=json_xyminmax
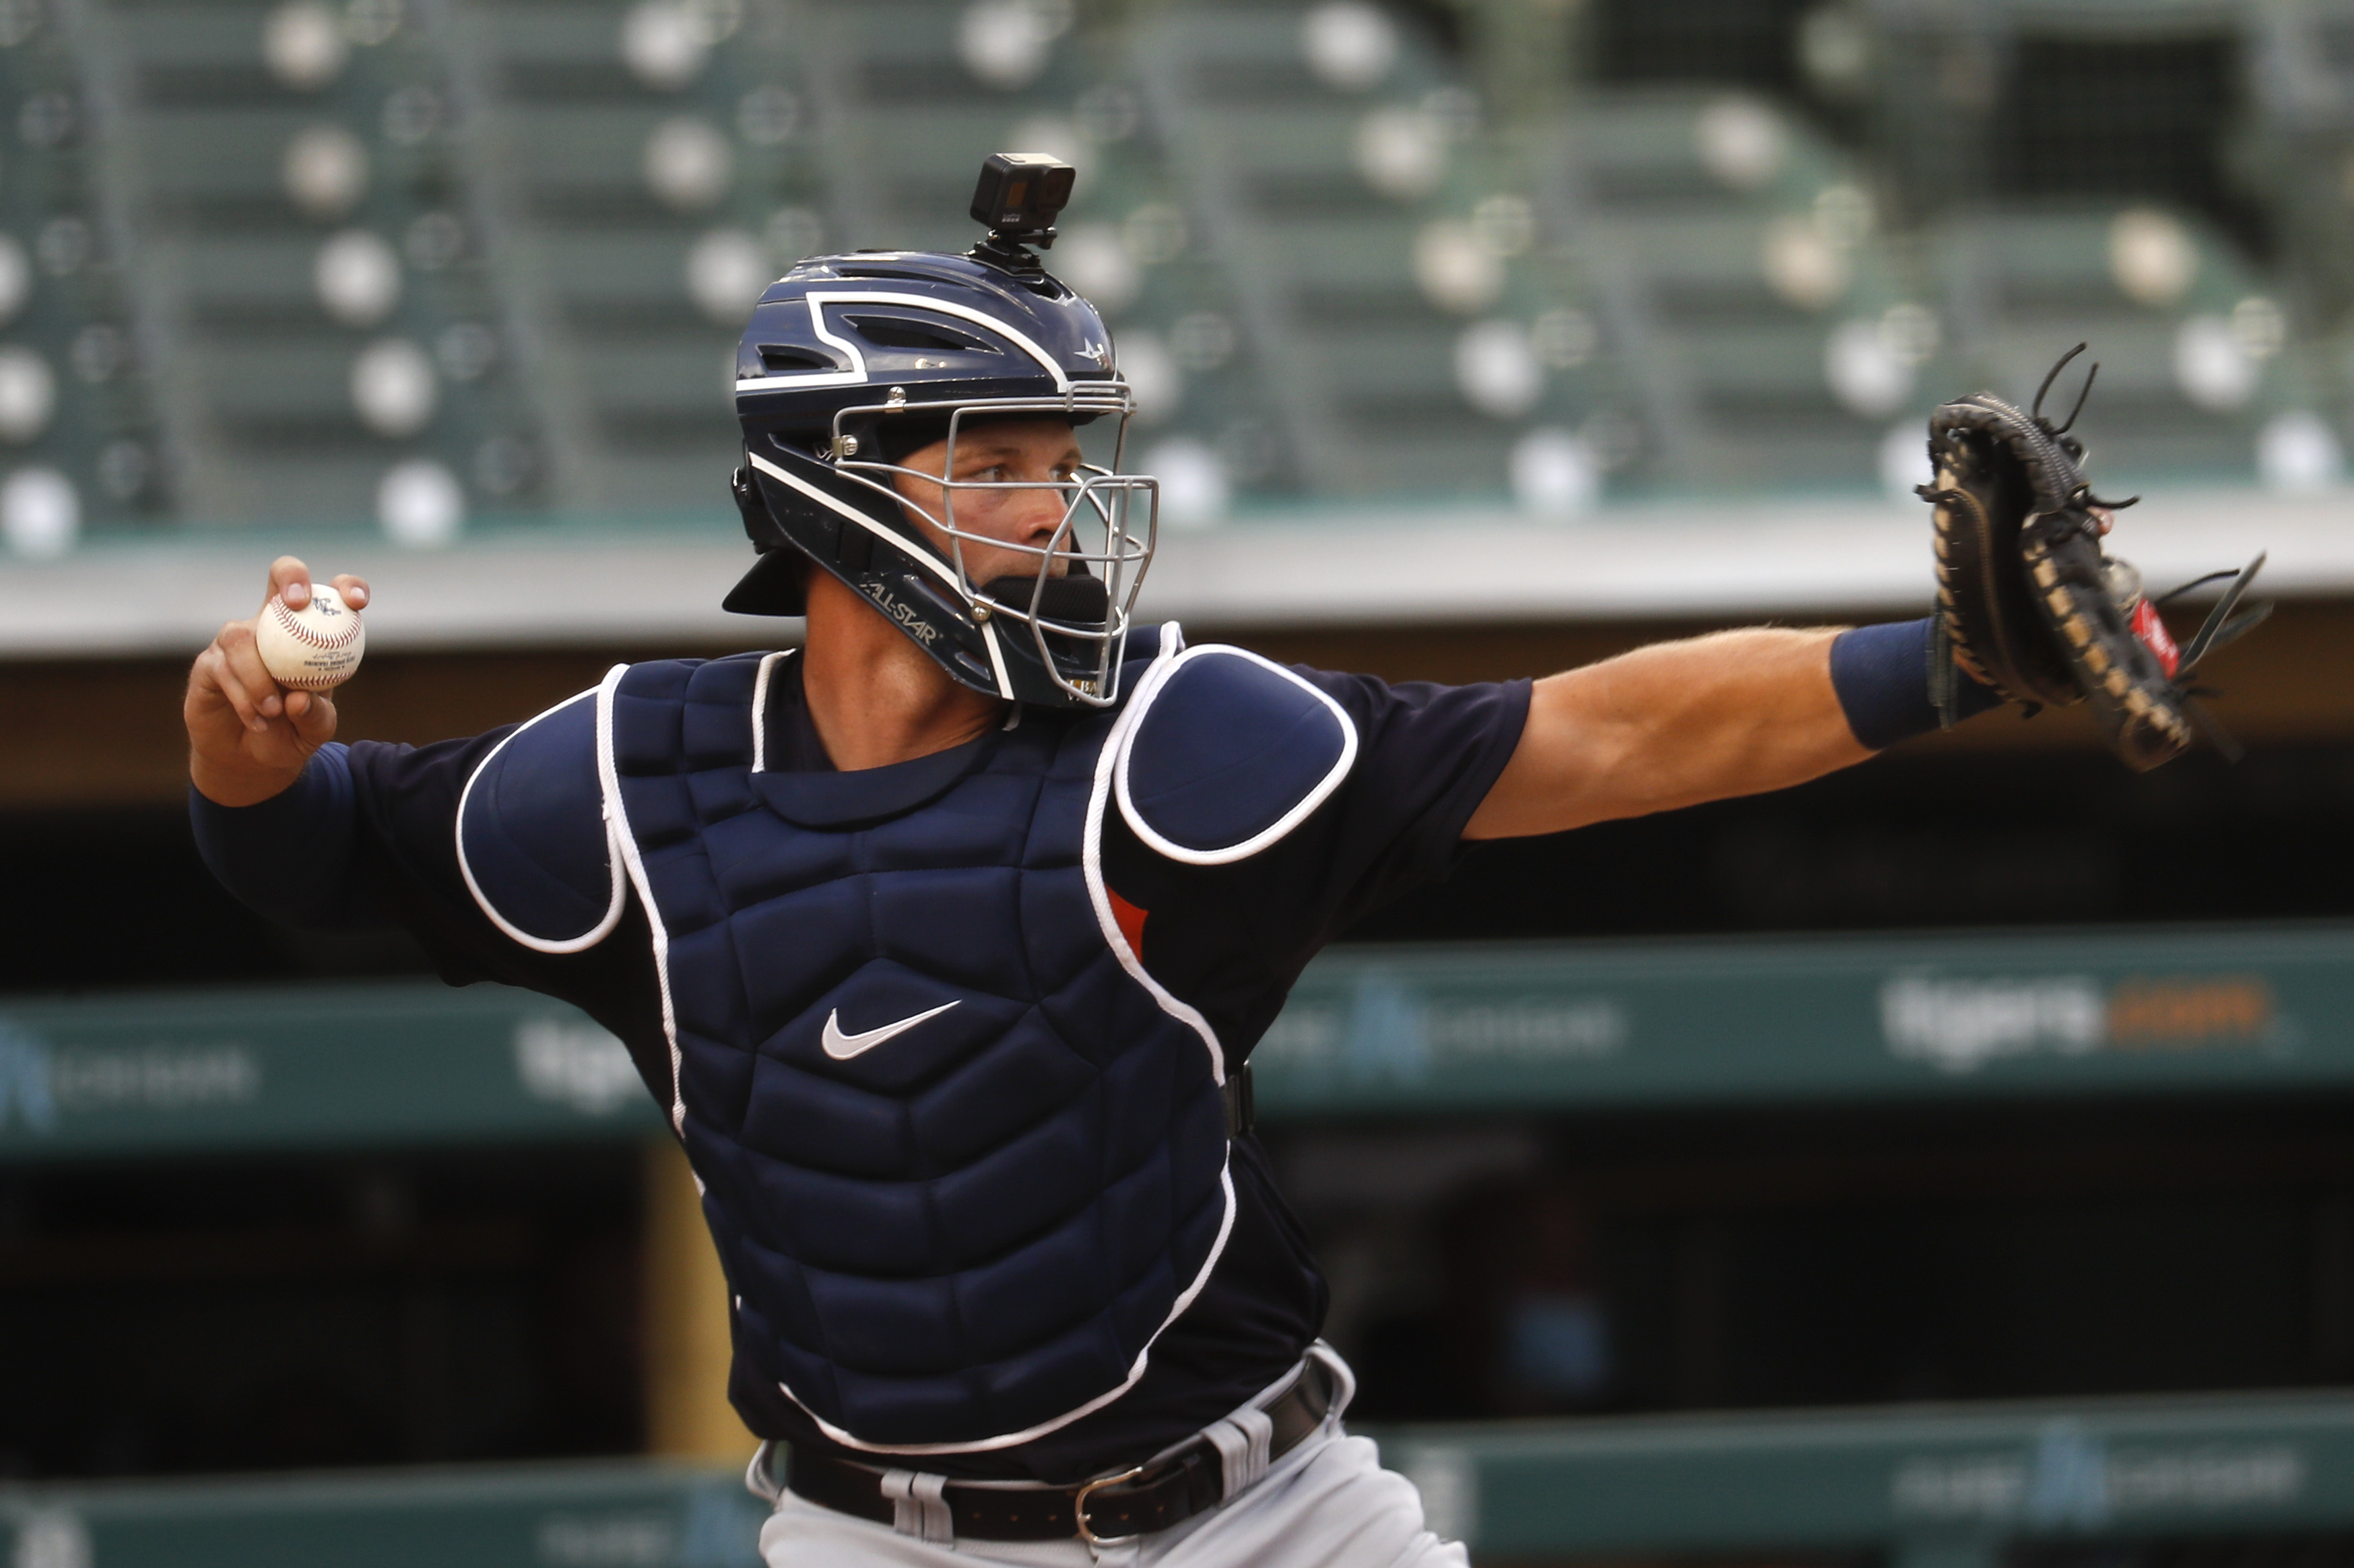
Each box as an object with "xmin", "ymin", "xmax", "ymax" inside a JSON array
[{"xmin": 723, "ymin": 158, "xmax": 1155, "ymax": 709}]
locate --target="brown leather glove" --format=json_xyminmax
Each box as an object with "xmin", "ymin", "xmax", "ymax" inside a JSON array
[{"xmin": 1919, "ymin": 344, "xmax": 2269, "ymax": 771}]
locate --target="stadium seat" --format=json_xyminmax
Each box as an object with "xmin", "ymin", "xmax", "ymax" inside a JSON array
[
  {"xmin": 1533, "ymin": 86, "xmax": 1945, "ymax": 496},
  {"xmin": 0, "ymin": 0, "xmax": 2333, "ymax": 545},
  {"xmin": 1925, "ymin": 205, "xmax": 2318, "ymax": 485},
  {"xmin": 1125, "ymin": 1, "xmax": 1615, "ymax": 507},
  {"xmin": 0, "ymin": 1, "xmax": 168, "ymax": 550}
]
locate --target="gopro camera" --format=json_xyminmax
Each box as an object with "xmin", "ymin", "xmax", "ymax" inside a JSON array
[{"xmin": 969, "ymin": 152, "xmax": 1075, "ymax": 272}]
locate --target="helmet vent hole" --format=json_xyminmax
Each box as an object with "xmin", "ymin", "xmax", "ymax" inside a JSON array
[
  {"xmin": 757, "ymin": 345, "xmax": 842, "ymax": 374},
  {"xmin": 843, "ymin": 313, "xmax": 1004, "ymax": 355}
]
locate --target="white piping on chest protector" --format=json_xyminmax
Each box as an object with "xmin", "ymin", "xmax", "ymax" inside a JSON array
[{"xmin": 454, "ymin": 688, "xmax": 627, "ymax": 953}]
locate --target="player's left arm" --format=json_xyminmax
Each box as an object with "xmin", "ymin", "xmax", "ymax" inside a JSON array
[{"xmin": 1464, "ymin": 622, "xmax": 1968, "ymax": 840}]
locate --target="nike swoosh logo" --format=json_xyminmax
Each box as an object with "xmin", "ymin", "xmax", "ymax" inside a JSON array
[{"xmin": 821, "ymin": 1000, "xmax": 960, "ymax": 1060}]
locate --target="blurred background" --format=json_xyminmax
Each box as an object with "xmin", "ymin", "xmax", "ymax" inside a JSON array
[{"xmin": 5, "ymin": 0, "xmax": 2354, "ymax": 1563}]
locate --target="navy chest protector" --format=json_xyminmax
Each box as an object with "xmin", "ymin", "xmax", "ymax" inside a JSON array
[{"xmin": 457, "ymin": 626, "xmax": 1359, "ymax": 1453}]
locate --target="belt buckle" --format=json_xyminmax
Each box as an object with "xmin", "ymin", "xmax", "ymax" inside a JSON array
[{"xmin": 1073, "ymin": 1464, "xmax": 1146, "ymax": 1546}]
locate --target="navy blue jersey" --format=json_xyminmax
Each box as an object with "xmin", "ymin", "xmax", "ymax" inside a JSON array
[{"xmin": 194, "ymin": 643, "xmax": 1528, "ymax": 1481}]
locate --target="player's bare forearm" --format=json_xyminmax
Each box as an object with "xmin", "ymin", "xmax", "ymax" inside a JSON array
[
  {"xmin": 186, "ymin": 556, "xmax": 368, "ymax": 807},
  {"xmin": 1462, "ymin": 627, "xmax": 1869, "ymax": 839}
]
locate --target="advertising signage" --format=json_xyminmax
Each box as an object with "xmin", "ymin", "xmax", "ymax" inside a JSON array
[{"xmin": 4, "ymin": 925, "xmax": 2353, "ymax": 1158}]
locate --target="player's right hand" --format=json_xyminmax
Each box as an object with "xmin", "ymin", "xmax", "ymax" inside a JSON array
[{"xmin": 186, "ymin": 556, "xmax": 372, "ymax": 807}]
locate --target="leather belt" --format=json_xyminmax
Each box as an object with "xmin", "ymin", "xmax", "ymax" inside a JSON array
[{"xmin": 779, "ymin": 1355, "xmax": 1332, "ymax": 1544}]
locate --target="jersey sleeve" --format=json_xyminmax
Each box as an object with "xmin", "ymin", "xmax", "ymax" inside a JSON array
[
  {"xmin": 1288, "ymin": 667, "xmax": 1533, "ymax": 921},
  {"xmin": 341, "ymin": 725, "xmax": 562, "ymax": 982},
  {"xmin": 192, "ymin": 710, "xmax": 626, "ymax": 991},
  {"xmin": 1096, "ymin": 665, "xmax": 1530, "ymax": 1059},
  {"xmin": 339, "ymin": 703, "xmax": 616, "ymax": 978},
  {"xmin": 189, "ymin": 743, "xmax": 381, "ymax": 929},
  {"xmin": 335, "ymin": 717, "xmax": 669, "ymax": 1063}
]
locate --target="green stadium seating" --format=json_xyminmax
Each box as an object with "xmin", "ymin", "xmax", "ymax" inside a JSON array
[
  {"xmin": 99, "ymin": 0, "xmax": 550, "ymax": 534},
  {"xmin": 1132, "ymin": 1, "xmax": 1612, "ymax": 503},
  {"xmin": 1925, "ymin": 205, "xmax": 2320, "ymax": 485},
  {"xmin": 1534, "ymin": 86, "xmax": 1947, "ymax": 494},
  {"xmin": 0, "ymin": 0, "xmax": 2335, "ymax": 549},
  {"xmin": 0, "ymin": 0, "xmax": 168, "ymax": 550}
]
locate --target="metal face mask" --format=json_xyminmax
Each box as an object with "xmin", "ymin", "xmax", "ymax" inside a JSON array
[{"xmin": 826, "ymin": 394, "xmax": 1156, "ymax": 707}]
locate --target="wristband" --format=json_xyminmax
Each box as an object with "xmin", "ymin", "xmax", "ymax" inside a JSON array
[{"xmin": 1830, "ymin": 618, "xmax": 2003, "ymax": 750}]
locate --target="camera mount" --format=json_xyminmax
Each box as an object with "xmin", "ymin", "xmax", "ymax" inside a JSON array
[{"xmin": 968, "ymin": 152, "xmax": 1076, "ymax": 275}]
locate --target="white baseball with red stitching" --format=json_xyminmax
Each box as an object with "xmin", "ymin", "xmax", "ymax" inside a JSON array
[{"xmin": 255, "ymin": 583, "xmax": 366, "ymax": 690}]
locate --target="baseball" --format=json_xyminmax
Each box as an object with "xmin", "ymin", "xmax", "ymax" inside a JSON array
[{"xmin": 255, "ymin": 583, "xmax": 366, "ymax": 690}]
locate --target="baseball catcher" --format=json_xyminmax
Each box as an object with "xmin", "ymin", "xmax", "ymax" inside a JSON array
[{"xmin": 183, "ymin": 158, "xmax": 2248, "ymax": 1566}]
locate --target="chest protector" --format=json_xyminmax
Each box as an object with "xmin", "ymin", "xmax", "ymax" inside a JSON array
[{"xmin": 597, "ymin": 627, "xmax": 1235, "ymax": 1454}]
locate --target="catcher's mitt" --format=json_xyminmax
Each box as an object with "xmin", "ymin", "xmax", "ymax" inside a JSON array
[{"xmin": 1918, "ymin": 344, "xmax": 2270, "ymax": 771}]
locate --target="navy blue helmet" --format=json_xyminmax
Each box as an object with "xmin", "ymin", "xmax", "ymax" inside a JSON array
[{"xmin": 724, "ymin": 163, "xmax": 1156, "ymax": 709}]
